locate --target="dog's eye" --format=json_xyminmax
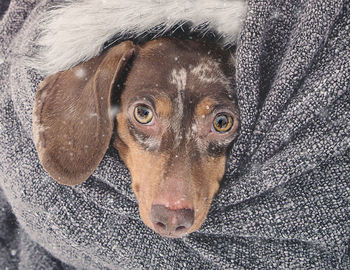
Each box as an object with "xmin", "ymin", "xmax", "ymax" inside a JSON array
[
  {"xmin": 134, "ymin": 105, "xmax": 153, "ymax": 124},
  {"xmin": 213, "ymin": 114, "xmax": 233, "ymax": 133}
]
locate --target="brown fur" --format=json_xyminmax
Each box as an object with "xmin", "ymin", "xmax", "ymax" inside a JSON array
[
  {"xmin": 33, "ymin": 37, "xmax": 239, "ymax": 238},
  {"xmin": 33, "ymin": 41, "xmax": 135, "ymax": 185}
]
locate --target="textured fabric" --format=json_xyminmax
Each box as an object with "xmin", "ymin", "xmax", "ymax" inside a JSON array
[
  {"xmin": 1, "ymin": 0, "xmax": 350, "ymax": 269},
  {"xmin": 0, "ymin": 0, "xmax": 10, "ymax": 20}
]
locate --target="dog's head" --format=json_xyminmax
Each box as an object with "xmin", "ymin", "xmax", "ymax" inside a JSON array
[{"xmin": 33, "ymin": 38, "xmax": 239, "ymax": 238}]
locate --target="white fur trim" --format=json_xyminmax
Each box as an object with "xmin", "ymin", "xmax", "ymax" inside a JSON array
[{"xmin": 36, "ymin": 0, "xmax": 247, "ymax": 75}]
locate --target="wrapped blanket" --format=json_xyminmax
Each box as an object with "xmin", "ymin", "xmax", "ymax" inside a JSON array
[{"xmin": 1, "ymin": 0, "xmax": 349, "ymax": 269}]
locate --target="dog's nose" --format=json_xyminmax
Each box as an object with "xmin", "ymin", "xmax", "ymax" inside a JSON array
[{"xmin": 150, "ymin": 205, "xmax": 194, "ymax": 238}]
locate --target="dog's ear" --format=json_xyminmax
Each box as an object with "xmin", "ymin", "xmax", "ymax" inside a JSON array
[{"xmin": 33, "ymin": 41, "xmax": 136, "ymax": 186}]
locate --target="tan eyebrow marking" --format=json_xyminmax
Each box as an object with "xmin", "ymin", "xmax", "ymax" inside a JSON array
[
  {"xmin": 195, "ymin": 97, "xmax": 216, "ymax": 118},
  {"xmin": 155, "ymin": 95, "xmax": 173, "ymax": 117}
]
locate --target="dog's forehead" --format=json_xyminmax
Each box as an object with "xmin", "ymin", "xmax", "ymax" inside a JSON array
[{"xmin": 124, "ymin": 39, "xmax": 233, "ymax": 100}]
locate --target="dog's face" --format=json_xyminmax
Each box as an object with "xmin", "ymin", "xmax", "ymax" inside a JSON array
[
  {"xmin": 33, "ymin": 38, "xmax": 239, "ymax": 238},
  {"xmin": 114, "ymin": 39, "xmax": 239, "ymax": 237}
]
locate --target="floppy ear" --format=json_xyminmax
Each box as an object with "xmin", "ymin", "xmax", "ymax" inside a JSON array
[{"xmin": 33, "ymin": 41, "xmax": 136, "ymax": 186}]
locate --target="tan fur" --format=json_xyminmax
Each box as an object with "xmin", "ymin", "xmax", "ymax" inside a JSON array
[
  {"xmin": 155, "ymin": 96, "xmax": 173, "ymax": 117},
  {"xmin": 195, "ymin": 97, "xmax": 216, "ymax": 118},
  {"xmin": 190, "ymin": 156, "xmax": 226, "ymax": 232},
  {"xmin": 115, "ymin": 113, "xmax": 168, "ymax": 230}
]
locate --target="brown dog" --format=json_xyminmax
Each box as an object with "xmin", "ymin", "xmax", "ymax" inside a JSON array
[{"xmin": 33, "ymin": 38, "xmax": 240, "ymax": 238}]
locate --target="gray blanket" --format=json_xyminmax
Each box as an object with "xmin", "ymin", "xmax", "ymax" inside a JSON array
[{"xmin": 1, "ymin": 0, "xmax": 349, "ymax": 269}]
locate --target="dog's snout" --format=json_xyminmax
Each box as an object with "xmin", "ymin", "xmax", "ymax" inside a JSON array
[{"xmin": 150, "ymin": 205, "xmax": 194, "ymax": 238}]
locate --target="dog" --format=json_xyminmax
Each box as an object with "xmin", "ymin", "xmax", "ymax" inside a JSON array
[{"xmin": 33, "ymin": 37, "xmax": 240, "ymax": 238}]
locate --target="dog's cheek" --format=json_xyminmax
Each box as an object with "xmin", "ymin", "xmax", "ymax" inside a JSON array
[
  {"xmin": 190, "ymin": 155, "xmax": 226, "ymax": 231},
  {"xmin": 113, "ymin": 135, "xmax": 129, "ymax": 162},
  {"xmin": 130, "ymin": 150, "xmax": 166, "ymax": 201},
  {"xmin": 115, "ymin": 114, "xmax": 130, "ymax": 159},
  {"xmin": 127, "ymin": 146, "xmax": 168, "ymax": 230}
]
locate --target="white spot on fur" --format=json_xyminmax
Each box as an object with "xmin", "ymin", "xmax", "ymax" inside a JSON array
[
  {"xmin": 190, "ymin": 60, "xmax": 228, "ymax": 84},
  {"xmin": 109, "ymin": 105, "xmax": 120, "ymax": 118},
  {"xmin": 170, "ymin": 68, "xmax": 187, "ymax": 92},
  {"xmin": 133, "ymin": 133, "xmax": 160, "ymax": 151},
  {"xmin": 145, "ymin": 137, "xmax": 160, "ymax": 150},
  {"xmin": 74, "ymin": 67, "xmax": 87, "ymax": 79},
  {"xmin": 191, "ymin": 124, "xmax": 197, "ymax": 133},
  {"xmin": 190, "ymin": 61, "xmax": 216, "ymax": 83},
  {"xmin": 186, "ymin": 123, "xmax": 198, "ymax": 141},
  {"xmin": 169, "ymin": 68, "xmax": 188, "ymax": 146},
  {"xmin": 89, "ymin": 112, "xmax": 98, "ymax": 118},
  {"xmin": 190, "ymin": 59, "xmax": 233, "ymax": 94}
]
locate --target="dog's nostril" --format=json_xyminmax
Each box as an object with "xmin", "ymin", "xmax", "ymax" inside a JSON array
[
  {"xmin": 156, "ymin": 222, "xmax": 166, "ymax": 230},
  {"xmin": 150, "ymin": 204, "xmax": 194, "ymax": 237},
  {"xmin": 175, "ymin": 225, "xmax": 186, "ymax": 232}
]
